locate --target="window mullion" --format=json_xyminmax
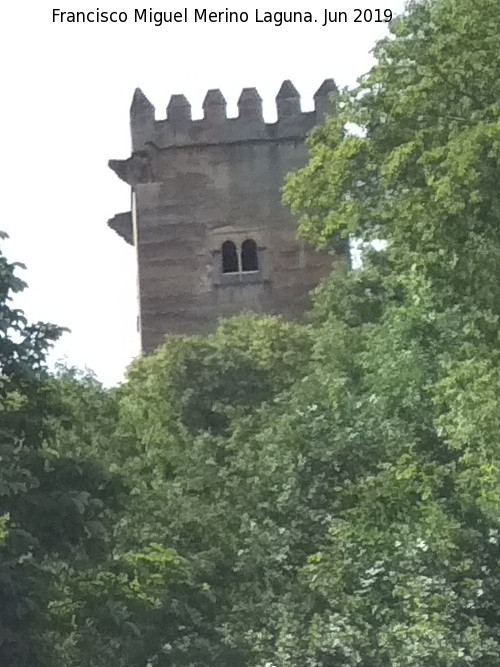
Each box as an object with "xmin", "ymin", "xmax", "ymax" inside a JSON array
[{"xmin": 237, "ymin": 243, "xmax": 243, "ymax": 274}]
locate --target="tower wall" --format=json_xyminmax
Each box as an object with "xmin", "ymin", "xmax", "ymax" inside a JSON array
[{"xmin": 109, "ymin": 80, "xmax": 339, "ymax": 353}]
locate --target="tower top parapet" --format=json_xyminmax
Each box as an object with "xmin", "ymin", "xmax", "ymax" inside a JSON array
[
  {"xmin": 203, "ymin": 89, "xmax": 227, "ymax": 123},
  {"xmin": 129, "ymin": 79, "xmax": 337, "ymax": 151},
  {"xmin": 314, "ymin": 78, "xmax": 338, "ymax": 119},
  {"xmin": 276, "ymin": 80, "xmax": 301, "ymax": 119},
  {"xmin": 167, "ymin": 94, "xmax": 191, "ymax": 122},
  {"xmin": 130, "ymin": 88, "xmax": 154, "ymax": 114},
  {"xmin": 237, "ymin": 87, "xmax": 263, "ymax": 121}
]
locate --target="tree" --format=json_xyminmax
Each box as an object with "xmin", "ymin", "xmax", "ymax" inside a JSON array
[
  {"xmin": 276, "ymin": 0, "xmax": 500, "ymax": 664},
  {"xmin": 284, "ymin": 0, "xmax": 500, "ymax": 312},
  {"xmin": 0, "ymin": 234, "xmax": 124, "ymax": 665},
  {"xmin": 107, "ymin": 315, "xmax": 314, "ymax": 664}
]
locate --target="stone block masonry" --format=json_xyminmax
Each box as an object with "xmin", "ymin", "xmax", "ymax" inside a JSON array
[{"xmin": 109, "ymin": 79, "xmax": 342, "ymax": 353}]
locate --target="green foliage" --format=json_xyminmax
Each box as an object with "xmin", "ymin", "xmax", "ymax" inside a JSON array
[
  {"xmin": 0, "ymin": 236, "xmax": 124, "ymax": 665},
  {"xmin": 275, "ymin": 0, "xmax": 500, "ymax": 664},
  {"xmin": 47, "ymin": 543, "xmax": 221, "ymax": 667},
  {"xmin": 284, "ymin": 0, "xmax": 500, "ymax": 309},
  {"xmin": 106, "ymin": 315, "xmax": 315, "ymax": 664},
  {"xmin": 121, "ymin": 314, "xmax": 311, "ymax": 436}
]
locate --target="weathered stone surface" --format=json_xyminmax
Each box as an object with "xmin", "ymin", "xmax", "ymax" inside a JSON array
[
  {"xmin": 314, "ymin": 78, "xmax": 339, "ymax": 119},
  {"xmin": 203, "ymin": 89, "xmax": 227, "ymax": 123},
  {"xmin": 276, "ymin": 79, "xmax": 301, "ymax": 119},
  {"xmin": 109, "ymin": 81, "xmax": 341, "ymax": 353},
  {"xmin": 107, "ymin": 211, "xmax": 133, "ymax": 245}
]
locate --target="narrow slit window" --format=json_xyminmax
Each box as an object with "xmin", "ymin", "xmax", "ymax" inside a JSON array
[
  {"xmin": 241, "ymin": 239, "xmax": 258, "ymax": 272},
  {"xmin": 222, "ymin": 240, "xmax": 238, "ymax": 273}
]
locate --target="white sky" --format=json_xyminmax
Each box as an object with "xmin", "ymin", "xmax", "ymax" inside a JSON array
[{"xmin": 1, "ymin": 0, "xmax": 407, "ymax": 386}]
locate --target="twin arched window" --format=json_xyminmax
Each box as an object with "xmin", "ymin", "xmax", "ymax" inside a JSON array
[{"xmin": 222, "ymin": 239, "xmax": 259, "ymax": 274}]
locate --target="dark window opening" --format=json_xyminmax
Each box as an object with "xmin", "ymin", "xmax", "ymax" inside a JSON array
[
  {"xmin": 241, "ymin": 239, "xmax": 258, "ymax": 272},
  {"xmin": 222, "ymin": 240, "xmax": 238, "ymax": 273}
]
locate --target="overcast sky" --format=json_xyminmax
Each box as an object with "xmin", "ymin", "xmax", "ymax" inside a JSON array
[{"xmin": 1, "ymin": 0, "xmax": 407, "ymax": 386}]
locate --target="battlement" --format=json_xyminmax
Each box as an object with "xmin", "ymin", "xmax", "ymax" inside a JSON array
[{"xmin": 130, "ymin": 79, "xmax": 338, "ymax": 151}]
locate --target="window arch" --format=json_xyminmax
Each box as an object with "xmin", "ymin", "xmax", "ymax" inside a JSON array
[
  {"xmin": 220, "ymin": 238, "xmax": 260, "ymax": 277},
  {"xmin": 241, "ymin": 239, "xmax": 259, "ymax": 272},
  {"xmin": 222, "ymin": 240, "xmax": 238, "ymax": 273}
]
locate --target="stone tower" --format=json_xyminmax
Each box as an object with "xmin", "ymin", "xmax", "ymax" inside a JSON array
[{"xmin": 109, "ymin": 79, "xmax": 339, "ymax": 353}]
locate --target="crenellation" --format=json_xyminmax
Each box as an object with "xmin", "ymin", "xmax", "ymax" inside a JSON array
[
  {"xmin": 130, "ymin": 87, "xmax": 155, "ymax": 120},
  {"xmin": 276, "ymin": 79, "xmax": 301, "ymax": 119},
  {"xmin": 237, "ymin": 87, "xmax": 264, "ymax": 121},
  {"xmin": 314, "ymin": 78, "xmax": 338, "ymax": 120},
  {"xmin": 129, "ymin": 80, "xmax": 337, "ymax": 152},
  {"xmin": 130, "ymin": 88, "xmax": 156, "ymax": 151},
  {"xmin": 203, "ymin": 89, "xmax": 227, "ymax": 123},
  {"xmin": 166, "ymin": 94, "xmax": 192, "ymax": 122}
]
